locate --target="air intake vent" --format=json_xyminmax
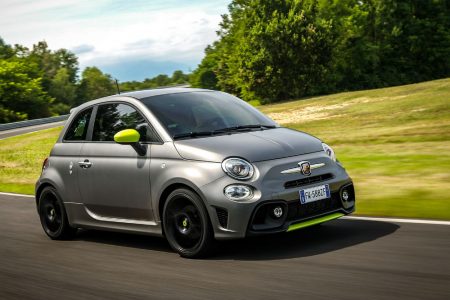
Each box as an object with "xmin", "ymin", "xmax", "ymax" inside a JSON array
[
  {"xmin": 215, "ymin": 207, "xmax": 228, "ymax": 228},
  {"xmin": 284, "ymin": 173, "xmax": 334, "ymax": 189}
]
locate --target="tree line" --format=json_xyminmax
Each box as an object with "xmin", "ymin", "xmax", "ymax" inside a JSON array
[
  {"xmin": 189, "ymin": 0, "xmax": 450, "ymax": 103},
  {"xmin": 0, "ymin": 38, "xmax": 189, "ymax": 123},
  {"xmin": 2, "ymin": 0, "xmax": 449, "ymax": 122}
]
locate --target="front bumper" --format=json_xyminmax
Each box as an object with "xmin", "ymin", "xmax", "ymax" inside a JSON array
[
  {"xmin": 200, "ymin": 151, "xmax": 355, "ymax": 240},
  {"xmin": 246, "ymin": 182, "xmax": 355, "ymax": 235}
]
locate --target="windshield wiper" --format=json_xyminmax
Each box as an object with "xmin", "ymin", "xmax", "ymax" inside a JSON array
[
  {"xmin": 215, "ymin": 124, "xmax": 276, "ymax": 132},
  {"xmin": 173, "ymin": 125, "xmax": 276, "ymax": 140},
  {"xmin": 173, "ymin": 131, "xmax": 216, "ymax": 140}
]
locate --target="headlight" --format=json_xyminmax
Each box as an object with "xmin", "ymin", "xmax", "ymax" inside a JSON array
[
  {"xmin": 322, "ymin": 143, "xmax": 336, "ymax": 162},
  {"xmin": 222, "ymin": 157, "xmax": 254, "ymax": 180},
  {"xmin": 224, "ymin": 185, "xmax": 253, "ymax": 201}
]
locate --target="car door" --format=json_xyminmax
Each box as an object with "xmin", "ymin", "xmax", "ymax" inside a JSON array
[
  {"xmin": 78, "ymin": 102, "xmax": 159, "ymax": 222},
  {"xmin": 57, "ymin": 107, "xmax": 94, "ymax": 204}
]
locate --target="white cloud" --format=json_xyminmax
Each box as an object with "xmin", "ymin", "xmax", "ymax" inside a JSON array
[{"xmin": 0, "ymin": 0, "xmax": 229, "ymax": 78}]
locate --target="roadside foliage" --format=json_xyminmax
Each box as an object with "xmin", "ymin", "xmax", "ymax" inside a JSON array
[
  {"xmin": 190, "ymin": 0, "xmax": 450, "ymax": 103},
  {"xmin": 0, "ymin": 39, "xmax": 190, "ymax": 123}
]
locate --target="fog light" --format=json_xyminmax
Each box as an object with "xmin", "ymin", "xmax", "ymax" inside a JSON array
[
  {"xmin": 224, "ymin": 185, "xmax": 253, "ymax": 201},
  {"xmin": 340, "ymin": 184, "xmax": 355, "ymax": 210},
  {"xmin": 342, "ymin": 190, "xmax": 349, "ymax": 201},
  {"xmin": 273, "ymin": 206, "xmax": 283, "ymax": 218}
]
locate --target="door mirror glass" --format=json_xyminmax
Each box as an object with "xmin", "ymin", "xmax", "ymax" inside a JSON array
[{"xmin": 114, "ymin": 129, "xmax": 140, "ymax": 144}]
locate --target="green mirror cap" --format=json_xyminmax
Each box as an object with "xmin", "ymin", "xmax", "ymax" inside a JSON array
[{"xmin": 114, "ymin": 129, "xmax": 140, "ymax": 143}]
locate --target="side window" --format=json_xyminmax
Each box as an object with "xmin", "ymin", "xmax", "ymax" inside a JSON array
[
  {"xmin": 64, "ymin": 108, "xmax": 93, "ymax": 141},
  {"xmin": 92, "ymin": 103, "xmax": 158, "ymax": 142}
]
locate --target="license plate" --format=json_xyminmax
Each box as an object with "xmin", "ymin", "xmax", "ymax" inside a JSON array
[{"xmin": 299, "ymin": 184, "xmax": 331, "ymax": 204}]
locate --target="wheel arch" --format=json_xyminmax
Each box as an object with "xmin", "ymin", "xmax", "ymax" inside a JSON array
[
  {"xmin": 35, "ymin": 173, "xmax": 67, "ymax": 205},
  {"xmin": 157, "ymin": 180, "xmax": 210, "ymax": 225},
  {"xmin": 35, "ymin": 182, "xmax": 56, "ymax": 207}
]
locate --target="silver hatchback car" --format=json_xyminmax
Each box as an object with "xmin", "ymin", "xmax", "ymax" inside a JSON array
[{"xmin": 36, "ymin": 88, "xmax": 355, "ymax": 258}]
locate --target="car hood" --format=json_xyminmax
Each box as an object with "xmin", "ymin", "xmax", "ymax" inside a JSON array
[{"xmin": 173, "ymin": 128, "xmax": 323, "ymax": 163}]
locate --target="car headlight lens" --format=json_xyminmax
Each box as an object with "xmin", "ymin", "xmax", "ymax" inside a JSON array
[
  {"xmin": 322, "ymin": 143, "xmax": 336, "ymax": 162},
  {"xmin": 224, "ymin": 185, "xmax": 253, "ymax": 200},
  {"xmin": 222, "ymin": 158, "xmax": 254, "ymax": 180}
]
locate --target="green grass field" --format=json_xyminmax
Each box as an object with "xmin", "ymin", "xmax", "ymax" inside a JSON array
[{"xmin": 1, "ymin": 78, "xmax": 449, "ymax": 219}]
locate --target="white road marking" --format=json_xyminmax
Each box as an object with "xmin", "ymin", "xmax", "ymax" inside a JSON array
[
  {"xmin": 343, "ymin": 216, "xmax": 450, "ymax": 226},
  {"xmin": 0, "ymin": 192, "xmax": 34, "ymax": 198}
]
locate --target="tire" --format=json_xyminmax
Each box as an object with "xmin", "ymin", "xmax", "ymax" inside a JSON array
[
  {"xmin": 38, "ymin": 186, "xmax": 77, "ymax": 240},
  {"xmin": 163, "ymin": 188, "xmax": 215, "ymax": 258}
]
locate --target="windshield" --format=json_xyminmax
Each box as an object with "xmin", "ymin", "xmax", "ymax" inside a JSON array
[{"xmin": 141, "ymin": 91, "xmax": 277, "ymax": 139}]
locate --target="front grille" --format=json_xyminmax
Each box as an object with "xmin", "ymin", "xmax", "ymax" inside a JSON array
[
  {"xmin": 215, "ymin": 207, "xmax": 228, "ymax": 228},
  {"xmin": 287, "ymin": 192, "xmax": 341, "ymax": 221},
  {"xmin": 284, "ymin": 173, "xmax": 334, "ymax": 189}
]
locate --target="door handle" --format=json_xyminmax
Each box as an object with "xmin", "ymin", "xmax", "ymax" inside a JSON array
[{"xmin": 78, "ymin": 159, "xmax": 92, "ymax": 169}]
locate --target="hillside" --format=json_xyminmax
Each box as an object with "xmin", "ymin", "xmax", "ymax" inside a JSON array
[
  {"xmin": 1, "ymin": 78, "xmax": 449, "ymax": 219},
  {"xmin": 261, "ymin": 78, "xmax": 450, "ymax": 219}
]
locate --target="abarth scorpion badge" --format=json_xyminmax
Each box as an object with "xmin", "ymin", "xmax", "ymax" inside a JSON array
[{"xmin": 299, "ymin": 161, "xmax": 311, "ymax": 176}]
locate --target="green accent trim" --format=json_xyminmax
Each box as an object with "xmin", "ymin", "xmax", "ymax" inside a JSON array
[
  {"xmin": 287, "ymin": 212, "xmax": 344, "ymax": 232},
  {"xmin": 114, "ymin": 129, "xmax": 140, "ymax": 143}
]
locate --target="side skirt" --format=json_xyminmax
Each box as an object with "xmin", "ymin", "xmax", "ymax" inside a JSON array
[{"xmin": 64, "ymin": 202, "xmax": 163, "ymax": 236}]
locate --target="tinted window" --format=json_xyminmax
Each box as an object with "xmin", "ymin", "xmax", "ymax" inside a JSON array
[
  {"xmin": 64, "ymin": 108, "xmax": 93, "ymax": 141},
  {"xmin": 141, "ymin": 92, "xmax": 276, "ymax": 138},
  {"xmin": 92, "ymin": 103, "xmax": 157, "ymax": 142}
]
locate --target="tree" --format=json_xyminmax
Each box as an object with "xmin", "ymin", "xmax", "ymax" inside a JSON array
[
  {"xmin": 318, "ymin": 0, "xmax": 450, "ymax": 90},
  {"xmin": 153, "ymin": 74, "xmax": 171, "ymax": 86},
  {"xmin": 0, "ymin": 38, "xmax": 15, "ymax": 59},
  {"xmin": 76, "ymin": 67, "xmax": 115, "ymax": 105},
  {"xmin": 0, "ymin": 60, "xmax": 52, "ymax": 122},
  {"xmin": 236, "ymin": 0, "xmax": 334, "ymax": 102},
  {"xmin": 54, "ymin": 49, "xmax": 79, "ymax": 83},
  {"xmin": 49, "ymin": 67, "xmax": 77, "ymax": 114},
  {"xmin": 376, "ymin": 0, "xmax": 450, "ymax": 84},
  {"xmin": 171, "ymin": 70, "xmax": 189, "ymax": 84},
  {"xmin": 27, "ymin": 41, "xmax": 79, "ymax": 101},
  {"xmin": 190, "ymin": 45, "xmax": 220, "ymax": 89},
  {"xmin": 192, "ymin": 0, "xmax": 335, "ymax": 103}
]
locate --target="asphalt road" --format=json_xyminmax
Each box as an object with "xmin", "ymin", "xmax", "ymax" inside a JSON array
[
  {"xmin": 0, "ymin": 193, "xmax": 449, "ymax": 300},
  {"xmin": 0, "ymin": 121, "xmax": 65, "ymax": 140}
]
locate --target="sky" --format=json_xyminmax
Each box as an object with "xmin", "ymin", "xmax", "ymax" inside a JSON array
[{"xmin": 0, "ymin": 0, "xmax": 230, "ymax": 81}]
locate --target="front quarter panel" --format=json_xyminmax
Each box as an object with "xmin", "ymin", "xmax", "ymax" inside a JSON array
[{"xmin": 150, "ymin": 142, "xmax": 224, "ymax": 222}]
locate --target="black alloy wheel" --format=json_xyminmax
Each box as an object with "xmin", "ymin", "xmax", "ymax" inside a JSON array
[
  {"xmin": 38, "ymin": 186, "xmax": 77, "ymax": 240},
  {"xmin": 163, "ymin": 188, "xmax": 214, "ymax": 258}
]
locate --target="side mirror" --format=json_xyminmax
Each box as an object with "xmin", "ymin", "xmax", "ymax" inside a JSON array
[{"xmin": 114, "ymin": 129, "xmax": 146, "ymax": 156}]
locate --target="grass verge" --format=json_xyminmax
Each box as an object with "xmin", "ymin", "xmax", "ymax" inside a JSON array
[{"xmin": 0, "ymin": 127, "xmax": 62, "ymax": 195}]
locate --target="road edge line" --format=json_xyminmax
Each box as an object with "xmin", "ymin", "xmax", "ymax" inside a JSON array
[
  {"xmin": 343, "ymin": 216, "xmax": 450, "ymax": 226},
  {"xmin": 0, "ymin": 192, "xmax": 35, "ymax": 198}
]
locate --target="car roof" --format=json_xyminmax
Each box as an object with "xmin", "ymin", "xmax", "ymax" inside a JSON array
[
  {"xmin": 69, "ymin": 87, "xmax": 218, "ymax": 114},
  {"xmin": 118, "ymin": 87, "xmax": 215, "ymax": 100}
]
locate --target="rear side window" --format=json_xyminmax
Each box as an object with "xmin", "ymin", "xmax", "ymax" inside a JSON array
[
  {"xmin": 64, "ymin": 108, "xmax": 93, "ymax": 141},
  {"xmin": 92, "ymin": 103, "xmax": 157, "ymax": 142}
]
